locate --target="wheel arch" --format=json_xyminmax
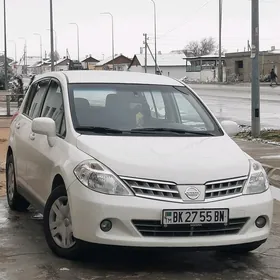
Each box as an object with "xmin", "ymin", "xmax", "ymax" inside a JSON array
[
  {"xmin": 52, "ymin": 174, "xmax": 66, "ymax": 191},
  {"xmin": 6, "ymin": 146, "xmax": 13, "ymax": 157}
]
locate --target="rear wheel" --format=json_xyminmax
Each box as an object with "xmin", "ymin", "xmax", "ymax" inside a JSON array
[
  {"xmin": 6, "ymin": 154, "xmax": 30, "ymax": 212},
  {"xmin": 43, "ymin": 185, "xmax": 83, "ymax": 259}
]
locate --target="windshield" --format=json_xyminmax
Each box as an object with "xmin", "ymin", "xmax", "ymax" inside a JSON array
[{"xmin": 68, "ymin": 83, "xmax": 223, "ymax": 137}]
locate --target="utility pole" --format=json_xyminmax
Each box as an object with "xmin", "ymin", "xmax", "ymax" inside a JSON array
[
  {"xmin": 146, "ymin": 43, "xmax": 161, "ymax": 74},
  {"xmin": 218, "ymin": 0, "xmax": 223, "ymax": 82},
  {"xmin": 69, "ymin": 23, "xmax": 80, "ymax": 61},
  {"xmin": 101, "ymin": 12, "xmax": 115, "ymax": 71},
  {"xmin": 143, "ymin": 33, "xmax": 148, "ymax": 73},
  {"xmin": 150, "ymin": 0, "xmax": 157, "ymax": 74},
  {"xmin": 3, "ymin": 0, "xmax": 8, "ymax": 90},
  {"xmin": 251, "ymin": 0, "xmax": 260, "ymax": 137},
  {"xmin": 50, "ymin": 0, "xmax": 55, "ymax": 71},
  {"xmin": 34, "ymin": 33, "xmax": 43, "ymax": 74},
  {"xmin": 9, "ymin": 41, "xmax": 17, "ymax": 63}
]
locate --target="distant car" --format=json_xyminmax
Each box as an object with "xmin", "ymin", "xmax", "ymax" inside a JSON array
[{"xmin": 6, "ymin": 70, "xmax": 273, "ymax": 259}]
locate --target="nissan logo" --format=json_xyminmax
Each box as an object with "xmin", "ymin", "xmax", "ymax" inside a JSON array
[{"xmin": 185, "ymin": 187, "xmax": 200, "ymax": 200}]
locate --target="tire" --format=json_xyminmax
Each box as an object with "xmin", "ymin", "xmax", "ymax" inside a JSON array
[
  {"xmin": 6, "ymin": 154, "xmax": 30, "ymax": 212},
  {"xmin": 217, "ymin": 241, "xmax": 265, "ymax": 255},
  {"xmin": 43, "ymin": 185, "xmax": 83, "ymax": 260}
]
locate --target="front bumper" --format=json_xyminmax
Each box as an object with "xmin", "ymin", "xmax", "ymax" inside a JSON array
[{"xmin": 67, "ymin": 181, "xmax": 273, "ymax": 248}]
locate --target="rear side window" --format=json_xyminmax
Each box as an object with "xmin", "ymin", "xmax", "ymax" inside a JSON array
[{"xmin": 24, "ymin": 79, "xmax": 50, "ymax": 119}]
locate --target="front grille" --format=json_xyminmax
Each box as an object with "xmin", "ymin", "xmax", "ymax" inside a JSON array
[
  {"xmin": 122, "ymin": 177, "xmax": 181, "ymax": 202},
  {"xmin": 205, "ymin": 177, "xmax": 247, "ymax": 199},
  {"xmin": 132, "ymin": 218, "xmax": 249, "ymax": 237}
]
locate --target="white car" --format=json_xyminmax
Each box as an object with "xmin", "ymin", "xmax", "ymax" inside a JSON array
[{"xmin": 6, "ymin": 71, "xmax": 273, "ymax": 259}]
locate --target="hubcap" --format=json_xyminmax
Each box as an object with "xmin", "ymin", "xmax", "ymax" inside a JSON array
[
  {"xmin": 7, "ymin": 163, "xmax": 15, "ymax": 202},
  {"xmin": 49, "ymin": 196, "xmax": 76, "ymax": 249}
]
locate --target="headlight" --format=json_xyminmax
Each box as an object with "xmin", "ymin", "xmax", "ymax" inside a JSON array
[
  {"xmin": 74, "ymin": 160, "xmax": 133, "ymax": 196},
  {"xmin": 243, "ymin": 159, "xmax": 270, "ymax": 195}
]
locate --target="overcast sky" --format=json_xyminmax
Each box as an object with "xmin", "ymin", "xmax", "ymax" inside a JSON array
[{"xmin": 0, "ymin": 0, "xmax": 279, "ymax": 61}]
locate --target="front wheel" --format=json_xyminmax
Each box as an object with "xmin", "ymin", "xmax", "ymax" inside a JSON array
[{"xmin": 43, "ymin": 185, "xmax": 83, "ymax": 259}]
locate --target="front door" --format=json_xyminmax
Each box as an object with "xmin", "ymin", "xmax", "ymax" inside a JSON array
[{"xmin": 26, "ymin": 79, "xmax": 66, "ymax": 204}]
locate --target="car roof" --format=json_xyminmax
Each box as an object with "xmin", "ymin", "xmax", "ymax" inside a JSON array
[{"xmin": 34, "ymin": 70, "xmax": 183, "ymax": 86}]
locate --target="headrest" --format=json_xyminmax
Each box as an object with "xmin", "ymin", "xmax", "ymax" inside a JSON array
[
  {"xmin": 105, "ymin": 94, "xmax": 121, "ymax": 108},
  {"xmin": 74, "ymin": 98, "xmax": 90, "ymax": 109}
]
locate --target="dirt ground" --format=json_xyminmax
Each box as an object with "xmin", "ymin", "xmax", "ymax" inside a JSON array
[{"xmin": 0, "ymin": 128, "xmax": 9, "ymax": 197}]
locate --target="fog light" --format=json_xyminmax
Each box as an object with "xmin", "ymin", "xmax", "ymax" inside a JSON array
[
  {"xmin": 100, "ymin": 219, "xmax": 112, "ymax": 232},
  {"xmin": 255, "ymin": 216, "xmax": 267, "ymax": 228}
]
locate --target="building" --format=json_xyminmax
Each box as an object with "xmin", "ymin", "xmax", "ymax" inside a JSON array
[
  {"xmin": 28, "ymin": 59, "xmax": 51, "ymax": 75},
  {"xmin": 225, "ymin": 48, "xmax": 280, "ymax": 82},
  {"xmin": 54, "ymin": 57, "xmax": 72, "ymax": 71},
  {"xmin": 95, "ymin": 54, "xmax": 132, "ymax": 71},
  {"xmin": 128, "ymin": 53, "xmax": 187, "ymax": 79},
  {"xmin": 184, "ymin": 54, "xmax": 226, "ymax": 82},
  {"xmin": 81, "ymin": 56, "xmax": 100, "ymax": 70},
  {"xmin": 17, "ymin": 56, "xmax": 41, "ymax": 75}
]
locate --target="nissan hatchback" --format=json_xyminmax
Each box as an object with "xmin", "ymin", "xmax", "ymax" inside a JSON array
[{"xmin": 6, "ymin": 71, "xmax": 273, "ymax": 259}]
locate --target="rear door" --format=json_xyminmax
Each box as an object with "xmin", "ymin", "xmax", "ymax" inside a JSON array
[{"xmin": 13, "ymin": 79, "xmax": 50, "ymax": 194}]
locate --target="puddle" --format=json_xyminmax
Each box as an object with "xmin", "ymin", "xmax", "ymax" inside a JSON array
[
  {"xmin": 31, "ymin": 213, "xmax": 43, "ymax": 220},
  {"xmin": 0, "ymin": 217, "xmax": 7, "ymax": 223}
]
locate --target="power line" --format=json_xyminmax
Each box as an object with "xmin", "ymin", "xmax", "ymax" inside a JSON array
[{"xmin": 159, "ymin": 0, "xmax": 213, "ymax": 39}]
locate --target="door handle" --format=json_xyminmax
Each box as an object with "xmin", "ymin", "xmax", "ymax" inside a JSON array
[
  {"xmin": 15, "ymin": 123, "xmax": 21, "ymax": 129},
  {"xmin": 29, "ymin": 133, "xmax": 36, "ymax": 141}
]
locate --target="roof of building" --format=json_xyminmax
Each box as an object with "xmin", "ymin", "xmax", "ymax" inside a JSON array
[
  {"xmin": 95, "ymin": 54, "xmax": 131, "ymax": 66},
  {"xmin": 55, "ymin": 58, "xmax": 71, "ymax": 66},
  {"xmin": 185, "ymin": 54, "xmax": 225, "ymax": 60},
  {"xmin": 34, "ymin": 70, "xmax": 183, "ymax": 86},
  {"xmin": 0, "ymin": 55, "xmax": 13, "ymax": 63},
  {"xmin": 130, "ymin": 53, "xmax": 187, "ymax": 68},
  {"xmin": 81, "ymin": 56, "xmax": 100, "ymax": 63},
  {"xmin": 224, "ymin": 50, "xmax": 280, "ymax": 58},
  {"xmin": 29, "ymin": 59, "xmax": 52, "ymax": 68},
  {"xmin": 18, "ymin": 56, "xmax": 41, "ymax": 66}
]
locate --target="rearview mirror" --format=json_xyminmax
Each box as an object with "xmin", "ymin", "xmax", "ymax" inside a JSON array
[
  {"xmin": 221, "ymin": 120, "xmax": 240, "ymax": 137},
  {"xmin": 32, "ymin": 117, "xmax": 56, "ymax": 147}
]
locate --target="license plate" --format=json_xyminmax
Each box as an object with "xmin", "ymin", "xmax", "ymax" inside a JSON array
[{"xmin": 162, "ymin": 209, "xmax": 229, "ymax": 225}]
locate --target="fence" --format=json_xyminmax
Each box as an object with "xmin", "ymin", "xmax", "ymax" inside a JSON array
[{"xmin": 0, "ymin": 94, "xmax": 25, "ymax": 116}]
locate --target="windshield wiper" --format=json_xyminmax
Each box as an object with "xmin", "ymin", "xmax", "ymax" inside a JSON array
[
  {"xmin": 130, "ymin": 128, "xmax": 214, "ymax": 136},
  {"xmin": 75, "ymin": 126, "xmax": 123, "ymax": 134}
]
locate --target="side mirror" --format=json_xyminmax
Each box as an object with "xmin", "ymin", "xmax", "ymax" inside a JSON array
[
  {"xmin": 32, "ymin": 117, "xmax": 56, "ymax": 147},
  {"xmin": 221, "ymin": 120, "xmax": 240, "ymax": 137}
]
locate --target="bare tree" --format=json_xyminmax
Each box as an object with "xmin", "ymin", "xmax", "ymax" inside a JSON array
[
  {"xmin": 184, "ymin": 37, "xmax": 221, "ymax": 56},
  {"xmin": 185, "ymin": 41, "xmax": 200, "ymax": 56},
  {"xmin": 200, "ymin": 37, "xmax": 216, "ymax": 55},
  {"xmin": 49, "ymin": 50, "xmax": 60, "ymax": 62}
]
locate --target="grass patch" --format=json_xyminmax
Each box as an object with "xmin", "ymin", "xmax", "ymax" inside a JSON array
[{"xmin": 236, "ymin": 130, "xmax": 280, "ymax": 142}]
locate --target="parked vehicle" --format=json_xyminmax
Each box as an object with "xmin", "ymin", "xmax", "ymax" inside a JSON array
[{"xmin": 6, "ymin": 70, "xmax": 273, "ymax": 259}]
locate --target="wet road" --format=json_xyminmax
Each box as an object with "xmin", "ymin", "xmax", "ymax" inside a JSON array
[
  {"xmin": 190, "ymin": 84, "xmax": 280, "ymax": 129},
  {"xmin": 0, "ymin": 196, "xmax": 280, "ymax": 280}
]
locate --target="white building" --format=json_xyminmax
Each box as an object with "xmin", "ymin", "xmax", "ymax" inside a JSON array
[
  {"xmin": 128, "ymin": 53, "xmax": 188, "ymax": 79},
  {"xmin": 184, "ymin": 54, "xmax": 226, "ymax": 83},
  {"xmin": 17, "ymin": 56, "xmax": 41, "ymax": 75}
]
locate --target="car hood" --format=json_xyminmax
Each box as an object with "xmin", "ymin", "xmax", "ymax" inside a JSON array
[{"xmin": 76, "ymin": 135, "xmax": 250, "ymax": 185}]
